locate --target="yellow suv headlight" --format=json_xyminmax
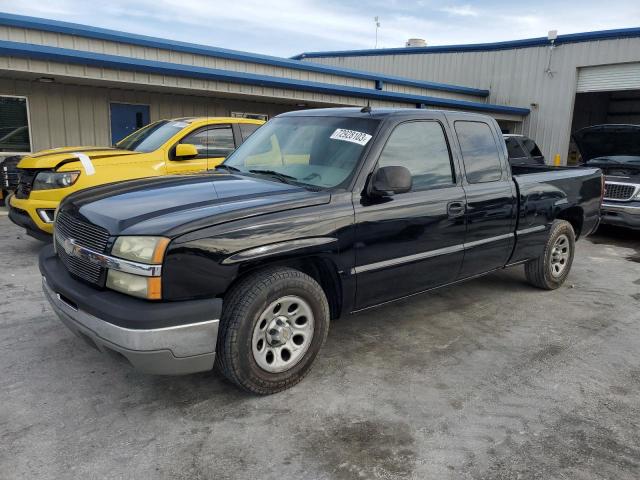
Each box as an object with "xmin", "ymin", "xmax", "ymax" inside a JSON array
[
  {"xmin": 111, "ymin": 236, "xmax": 170, "ymax": 264},
  {"xmin": 32, "ymin": 171, "xmax": 80, "ymax": 190}
]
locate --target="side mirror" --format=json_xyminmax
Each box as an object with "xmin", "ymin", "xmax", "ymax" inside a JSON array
[
  {"xmin": 175, "ymin": 143, "xmax": 199, "ymax": 159},
  {"xmin": 370, "ymin": 165, "xmax": 412, "ymax": 197}
]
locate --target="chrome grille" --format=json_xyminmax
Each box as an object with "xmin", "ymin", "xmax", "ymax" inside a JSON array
[
  {"xmin": 603, "ymin": 182, "xmax": 637, "ymax": 201},
  {"xmin": 54, "ymin": 211, "xmax": 110, "ymax": 286}
]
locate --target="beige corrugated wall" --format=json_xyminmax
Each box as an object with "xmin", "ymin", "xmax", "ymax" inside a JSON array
[{"xmin": 0, "ymin": 78, "xmax": 295, "ymax": 151}]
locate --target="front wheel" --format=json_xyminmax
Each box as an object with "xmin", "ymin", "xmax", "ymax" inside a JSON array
[
  {"xmin": 215, "ymin": 267, "xmax": 330, "ymax": 394},
  {"xmin": 525, "ymin": 220, "xmax": 576, "ymax": 290}
]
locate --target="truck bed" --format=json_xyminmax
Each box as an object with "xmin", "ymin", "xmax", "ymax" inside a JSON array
[{"xmin": 507, "ymin": 164, "xmax": 602, "ymax": 264}]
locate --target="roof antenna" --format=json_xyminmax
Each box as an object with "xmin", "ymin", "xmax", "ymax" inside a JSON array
[{"xmin": 361, "ymin": 100, "xmax": 372, "ymax": 114}]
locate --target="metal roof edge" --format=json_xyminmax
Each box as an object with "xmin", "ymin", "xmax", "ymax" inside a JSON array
[
  {"xmin": 292, "ymin": 26, "xmax": 640, "ymax": 59},
  {"xmin": 0, "ymin": 12, "xmax": 490, "ymax": 97},
  {"xmin": 0, "ymin": 39, "xmax": 528, "ymax": 116}
]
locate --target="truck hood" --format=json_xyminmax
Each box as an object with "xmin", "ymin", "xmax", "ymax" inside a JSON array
[
  {"xmin": 61, "ymin": 173, "xmax": 331, "ymax": 237},
  {"xmin": 18, "ymin": 146, "xmax": 140, "ymax": 169},
  {"xmin": 573, "ymin": 124, "xmax": 640, "ymax": 161}
]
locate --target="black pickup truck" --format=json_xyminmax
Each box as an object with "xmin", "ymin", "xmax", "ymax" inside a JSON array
[{"xmin": 39, "ymin": 108, "xmax": 603, "ymax": 394}]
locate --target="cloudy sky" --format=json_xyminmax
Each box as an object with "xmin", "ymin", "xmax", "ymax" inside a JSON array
[{"xmin": 1, "ymin": 0, "xmax": 639, "ymax": 57}]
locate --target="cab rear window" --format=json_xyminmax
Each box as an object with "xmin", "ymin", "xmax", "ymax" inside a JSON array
[{"xmin": 455, "ymin": 121, "xmax": 503, "ymax": 183}]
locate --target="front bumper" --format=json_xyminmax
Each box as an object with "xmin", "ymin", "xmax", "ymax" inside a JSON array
[
  {"xmin": 39, "ymin": 245, "xmax": 222, "ymax": 375},
  {"xmin": 601, "ymin": 202, "xmax": 640, "ymax": 230},
  {"xmin": 8, "ymin": 195, "xmax": 56, "ymax": 238},
  {"xmin": 8, "ymin": 201, "xmax": 52, "ymax": 241}
]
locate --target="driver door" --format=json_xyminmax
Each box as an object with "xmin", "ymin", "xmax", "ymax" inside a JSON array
[
  {"xmin": 353, "ymin": 118, "xmax": 466, "ymax": 309},
  {"xmin": 167, "ymin": 124, "xmax": 236, "ymax": 174}
]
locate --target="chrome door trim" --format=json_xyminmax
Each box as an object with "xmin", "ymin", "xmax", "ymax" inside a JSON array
[{"xmin": 352, "ymin": 232, "xmax": 518, "ymax": 274}]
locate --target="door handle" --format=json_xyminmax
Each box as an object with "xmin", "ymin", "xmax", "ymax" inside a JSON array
[{"xmin": 447, "ymin": 201, "xmax": 465, "ymax": 218}]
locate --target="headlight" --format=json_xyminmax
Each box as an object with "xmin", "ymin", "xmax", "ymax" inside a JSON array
[
  {"xmin": 111, "ymin": 236, "xmax": 170, "ymax": 264},
  {"xmin": 32, "ymin": 171, "xmax": 80, "ymax": 190},
  {"xmin": 106, "ymin": 270, "xmax": 162, "ymax": 300},
  {"xmin": 107, "ymin": 236, "xmax": 170, "ymax": 299}
]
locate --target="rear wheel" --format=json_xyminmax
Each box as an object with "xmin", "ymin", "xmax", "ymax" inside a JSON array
[
  {"xmin": 215, "ymin": 267, "xmax": 330, "ymax": 394},
  {"xmin": 525, "ymin": 220, "xmax": 575, "ymax": 290}
]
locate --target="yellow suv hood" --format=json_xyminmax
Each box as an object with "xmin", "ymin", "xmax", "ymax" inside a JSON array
[{"xmin": 18, "ymin": 146, "xmax": 141, "ymax": 169}]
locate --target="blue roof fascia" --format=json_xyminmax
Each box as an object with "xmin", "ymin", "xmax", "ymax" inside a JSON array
[
  {"xmin": 0, "ymin": 12, "xmax": 489, "ymax": 97},
  {"xmin": 0, "ymin": 40, "xmax": 528, "ymax": 116},
  {"xmin": 292, "ymin": 26, "xmax": 640, "ymax": 59}
]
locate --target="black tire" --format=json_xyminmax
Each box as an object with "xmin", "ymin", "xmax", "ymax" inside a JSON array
[
  {"xmin": 215, "ymin": 267, "xmax": 330, "ymax": 395},
  {"xmin": 524, "ymin": 220, "xmax": 575, "ymax": 290}
]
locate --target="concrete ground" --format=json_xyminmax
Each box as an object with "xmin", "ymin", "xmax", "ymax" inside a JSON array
[{"xmin": 1, "ymin": 215, "xmax": 639, "ymax": 480}]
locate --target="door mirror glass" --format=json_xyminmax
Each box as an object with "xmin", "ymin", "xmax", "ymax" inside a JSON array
[
  {"xmin": 175, "ymin": 143, "xmax": 199, "ymax": 159},
  {"xmin": 371, "ymin": 165, "xmax": 412, "ymax": 196}
]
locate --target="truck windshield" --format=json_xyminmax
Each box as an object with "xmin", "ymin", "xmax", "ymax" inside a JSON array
[
  {"xmin": 115, "ymin": 120, "xmax": 187, "ymax": 152},
  {"xmin": 222, "ymin": 116, "xmax": 380, "ymax": 189}
]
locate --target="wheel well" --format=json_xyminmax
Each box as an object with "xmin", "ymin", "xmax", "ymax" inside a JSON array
[
  {"xmin": 233, "ymin": 257, "xmax": 343, "ymax": 320},
  {"xmin": 556, "ymin": 206, "xmax": 584, "ymax": 239}
]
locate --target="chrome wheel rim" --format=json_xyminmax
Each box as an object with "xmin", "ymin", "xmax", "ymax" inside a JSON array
[
  {"xmin": 550, "ymin": 234, "xmax": 570, "ymax": 277},
  {"xmin": 252, "ymin": 295, "xmax": 315, "ymax": 373}
]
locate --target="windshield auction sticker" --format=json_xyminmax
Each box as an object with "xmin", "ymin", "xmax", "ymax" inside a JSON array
[{"xmin": 330, "ymin": 128, "xmax": 373, "ymax": 146}]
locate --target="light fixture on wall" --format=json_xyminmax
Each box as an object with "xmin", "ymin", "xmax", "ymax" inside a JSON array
[
  {"xmin": 545, "ymin": 30, "xmax": 558, "ymax": 77},
  {"xmin": 36, "ymin": 76, "xmax": 55, "ymax": 83}
]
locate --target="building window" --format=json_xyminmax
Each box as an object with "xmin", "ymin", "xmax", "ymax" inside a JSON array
[
  {"xmin": 231, "ymin": 111, "xmax": 268, "ymax": 121},
  {"xmin": 0, "ymin": 96, "xmax": 31, "ymax": 153}
]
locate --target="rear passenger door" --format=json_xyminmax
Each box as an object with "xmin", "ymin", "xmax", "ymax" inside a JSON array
[
  {"xmin": 454, "ymin": 120, "xmax": 517, "ymax": 278},
  {"xmin": 353, "ymin": 118, "xmax": 466, "ymax": 309}
]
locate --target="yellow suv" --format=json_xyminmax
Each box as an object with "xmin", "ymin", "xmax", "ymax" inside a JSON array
[{"xmin": 8, "ymin": 117, "xmax": 264, "ymax": 240}]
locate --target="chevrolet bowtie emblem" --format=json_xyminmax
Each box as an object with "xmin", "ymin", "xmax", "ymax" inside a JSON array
[{"xmin": 63, "ymin": 237, "xmax": 77, "ymax": 255}]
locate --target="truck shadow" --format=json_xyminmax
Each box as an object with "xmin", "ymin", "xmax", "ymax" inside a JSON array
[
  {"xmin": 115, "ymin": 268, "xmax": 532, "ymax": 407},
  {"xmin": 589, "ymin": 225, "xmax": 640, "ymax": 262},
  {"xmin": 589, "ymin": 224, "xmax": 640, "ymax": 248}
]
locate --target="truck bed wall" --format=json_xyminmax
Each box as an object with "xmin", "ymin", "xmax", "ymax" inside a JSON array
[{"xmin": 508, "ymin": 166, "xmax": 602, "ymax": 264}]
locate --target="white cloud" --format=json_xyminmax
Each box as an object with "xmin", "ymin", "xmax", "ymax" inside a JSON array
[
  {"xmin": 439, "ymin": 5, "xmax": 479, "ymax": 17},
  {"xmin": 0, "ymin": 0, "xmax": 639, "ymax": 56}
]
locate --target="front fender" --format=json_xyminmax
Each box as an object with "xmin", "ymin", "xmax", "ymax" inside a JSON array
[{"xmin": 221, "ymin": 237, "xmax": 338, "ymax": 265}]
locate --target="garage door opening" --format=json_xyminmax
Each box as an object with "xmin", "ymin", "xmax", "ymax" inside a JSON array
[{"xmin": 568, "ymin": 90, "xmax": 640, "ymax": 164}]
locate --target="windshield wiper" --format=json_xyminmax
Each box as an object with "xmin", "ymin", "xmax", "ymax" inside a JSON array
[
  {"xmin": 248, "ymin": 169, "xmax": 298, "ymax": 184},
  {"xmin": 214, "ymin": 164, "xmax": 242, "ymax": 173}
]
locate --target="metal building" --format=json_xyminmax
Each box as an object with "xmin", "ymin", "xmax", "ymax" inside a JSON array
[
  {"xmin": 0, "ymin": 13, "xmax": 526, "ymax": 158},
  {"xmin": 294, "ymin": 28, "xmax": 640, "ymax": 164}
]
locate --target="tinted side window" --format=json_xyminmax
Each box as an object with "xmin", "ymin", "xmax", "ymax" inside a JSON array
[
  {"xmin": 378, "ymin": 121, "xmax": 454, "ymax": 191},
  {"xmin": 181, "ymin": 125, "xmax": 235, "ymax": 158},
  {"xmin": 455, "ymin": 121, "xmax": 503, "ymax": 184},
  {"xmin": 523, "ymin": 138, "xmax": 543, "ymax": 157},
  {"xmin": 239, "ymin": 123, "xmax": 261, "ymax": 141},
  {"xmin": 505, "ymin": 137, "xmax": 527, "ymax": 158}
]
